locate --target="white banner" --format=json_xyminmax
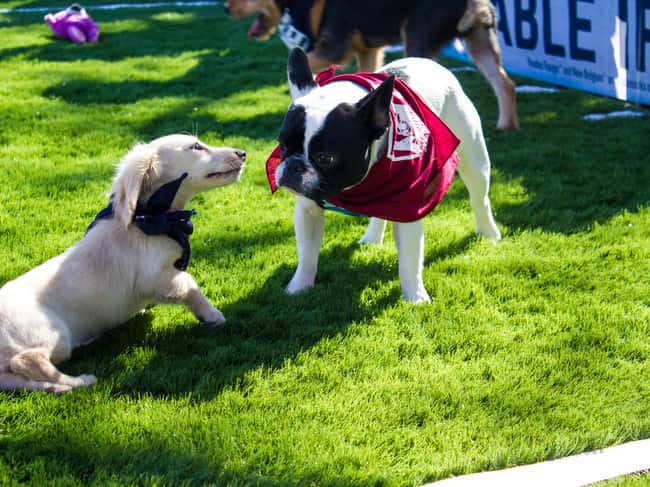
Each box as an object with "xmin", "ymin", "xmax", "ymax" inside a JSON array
[{"xmin": 446, "ymin": 0, "xmax": 650, "ymax": 105}]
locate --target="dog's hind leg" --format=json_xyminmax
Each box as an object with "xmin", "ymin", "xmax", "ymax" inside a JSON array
[
  {"xmin": 0, "ymin": 372, "xmax": 72, "ymax": 394},
  {"xmin": 359, "ymin": 218, "xmax": 388, "ymax": 245},
  {"xmin": 442, "ymin": 84, "xmax": 502, "ymax": 241},
  {"xmin": 356, "ymin": 47, "xmax": 384, "ymax": 72},
  {"xmin": 8, "ymin": 350, "xmax": 96, "ymax": 391},
  {"xmin": 307, "ymin": 50, "xmax": 336, "ymax": 74},
  {"xmin": 455, "ymin": 144, "xmax": 502, "ymax": 242},
  {"xmin": 462, "ymin": 18, "xmax": 518, "ymax": 130}
]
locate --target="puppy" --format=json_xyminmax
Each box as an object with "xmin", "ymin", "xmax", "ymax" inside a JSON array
[
  {"xmin": 225, "ymin": 0, "xmax": 518, "ymax": 130},
  {"xmin": 267, "ymin": 48, "xmax": 500, "ymax": 303},
  {"xmin": 0, "ymin": 135, "xmax": 245, "ymax": 394}
]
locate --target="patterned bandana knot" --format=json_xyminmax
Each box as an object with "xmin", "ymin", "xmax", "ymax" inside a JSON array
[{"xmin": 87, "ymin": 172, "xmax": 197, "ymax": 271}]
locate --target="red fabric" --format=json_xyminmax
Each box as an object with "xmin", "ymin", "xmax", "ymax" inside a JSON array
[{"xmin": 266, "ymin": 67, "xmax": 460, "ymax": 223}]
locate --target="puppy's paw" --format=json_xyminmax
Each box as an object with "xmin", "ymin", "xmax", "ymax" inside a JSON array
[
  {"xmin": 66, "ymin": 374, "xmax": 97, "ymax": 388},
  {"xmin": 47, "ymin": 383, "xmax": 73, "ymax": 395},
  {"xmin": 79, "ymin": 374, "xmax": 97, "ymax": 386},
  {"xmin": 201, "ymin": 307, "xmax": 226, "ymax": 326}
]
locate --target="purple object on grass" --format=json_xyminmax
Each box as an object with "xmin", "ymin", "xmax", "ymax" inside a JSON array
[{"xmin": 44, "ymin": 3, "xmax": 99, "ymax": 44}]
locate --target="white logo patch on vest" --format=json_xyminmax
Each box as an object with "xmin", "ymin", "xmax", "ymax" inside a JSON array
[{"xmin": 387, "ymin": 96, "xmax": 431, "ymax": 162}]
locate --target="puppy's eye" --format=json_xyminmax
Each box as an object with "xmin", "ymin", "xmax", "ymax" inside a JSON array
[
  {"xmin": 315, "ymin": 153, "xmax": 335, "ymax": 166},
  {"xmin": 191, "ymin": 142, "xmax": 206, "ymax": 151}
]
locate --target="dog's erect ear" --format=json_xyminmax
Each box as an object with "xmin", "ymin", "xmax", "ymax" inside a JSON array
[
  {"xmin": 356, "ymin": 75, "xmax": 394, "ymax": 140},
  {"xmin": 111, "ymin": 143, "xmax": 160, "ymax": 227},
  {"xmin": 288, "ymin": 48, "xmax": 317, "ymax": 100}
]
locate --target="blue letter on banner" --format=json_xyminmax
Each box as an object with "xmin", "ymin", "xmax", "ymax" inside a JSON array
[
  {"xmin": 492, "ymin": 0, "xmax": 512, "ymax": 46},
  {"xmin": 515, "ymin": 0, "xmax": 538, "ymax": 49},
  {"xmin": 543, "ymin": 0, "xmax": 566, "ymax": 56},
  {"xmin": 638, "ymin": 0, "xmax": 650, "ymax": 71},
  {"xmin": 569, "ymin": 0, "xmax": 596, "ymax": 62}
]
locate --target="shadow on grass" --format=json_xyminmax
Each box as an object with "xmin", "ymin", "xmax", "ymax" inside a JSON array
[
  {"xmin": 0, "ymin": 424, "xmax": 370, "ymax": 486},
  {"xmin": 58, "ymin": 210, "xmax": 484, "ymax": 403},
  {"xmin": 457, "ymin": 74, "xmax": 650, "ymax": 235},
  {"xmin": 1, "ymin": 220, "xmax": 397, "ymax": 483},
  {"xmin": 22, "ymin": 164, "xmax": 112, "ymax": 198},
  {"xmin": 40, "ymin": 50, "xmax": 285, "ymax": 106},
  {"xmin": 2, "ymin": 7, "xmax": 287, "ymax": 105},
  {"xmin": 65, "ymin": 235, "xmax": 406, "ymax": 400},
  {"xmin": 136, "ymin": 101, "xmax": 286, "ymax": 141},
  {"xmin": 424, "ymin": 234, "xmax": 475, "ymax": 267}
]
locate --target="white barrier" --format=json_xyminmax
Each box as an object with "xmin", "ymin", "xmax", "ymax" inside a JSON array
[{"xmin": 423, "ymin": 439, "xmax": 650, "ymax": 487}]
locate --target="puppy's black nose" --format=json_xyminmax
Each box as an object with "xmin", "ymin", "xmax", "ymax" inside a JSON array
[{"xmin": 235, "ymin": 150, "xmax": 246, "ymax": 161}]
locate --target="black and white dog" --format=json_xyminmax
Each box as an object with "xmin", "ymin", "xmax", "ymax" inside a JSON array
[{"xmin": 268, "ymin": 49, "xmax": 501, "ymax": 303}]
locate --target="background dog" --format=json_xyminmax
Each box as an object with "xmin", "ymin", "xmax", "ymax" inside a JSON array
[
  {"xmin": 225, "ymin": 0, "xmax": 518, "ymax": 130},
  {"xmin": 271, "ymin": 48, "xmax": 500, "ymax": 303},
  {"xmin": 0, "ymin": 135, "xmax": 245, "ymax": 394}
]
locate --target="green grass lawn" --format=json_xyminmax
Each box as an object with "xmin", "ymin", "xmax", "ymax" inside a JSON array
[{"xmin": 1, "ymin": 2, "xmax": 649, "ymax": 485}]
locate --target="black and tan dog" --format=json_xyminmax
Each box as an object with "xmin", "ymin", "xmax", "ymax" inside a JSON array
[{"xmin": 225, "ymin": 0, "xmax": 518, "ymax": 130}]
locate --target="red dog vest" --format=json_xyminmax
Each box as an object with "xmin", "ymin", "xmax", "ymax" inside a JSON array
[{"xmin": 266, "ymin": 68, "xmax": 460, "ymax": 223}]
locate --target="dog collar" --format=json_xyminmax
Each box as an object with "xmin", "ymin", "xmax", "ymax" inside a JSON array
[
  {"xmin": 86, "ymin": 173, "xmax": 196, "ymax": 271},
  {"xmin": 277, "ymin": 0, "xmax": 316, "ymax": 51}
]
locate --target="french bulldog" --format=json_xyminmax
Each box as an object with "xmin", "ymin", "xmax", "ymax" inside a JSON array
[{"xmin": 268, "ymin": 48, "xmax": 501, "ymax": 303}]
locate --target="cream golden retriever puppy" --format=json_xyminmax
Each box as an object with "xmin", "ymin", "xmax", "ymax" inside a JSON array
[{"xmin": 0, "ymin": 134, "xmax": 245, "ymax": 394}]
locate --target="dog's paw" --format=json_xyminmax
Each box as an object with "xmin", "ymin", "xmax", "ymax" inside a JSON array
[
  {"xmin": 66, "ymin": 374, "xmax": 96, "ymax": 388},
  {"xmin": 402, "ymin": 288, "xmax": 431, "ymax": 304},
  {"xmin": 286, "ymin": 277, "xmax": 314, "ymax": 295},
  {"xmin": 478, "ymin": 224, "xmax": 502, "ymax": 242},
  {"xmin": 359, "ymin": 218, "xmax": 387, "ymax": 245},
  {"xmin": 358, "ymin": 234, "xmax": 384, "ymax": 245},
  {"xmin": 47, "ymin": 383, "xmax": 73, "ymax": 395},
  {"xmin": 201, "ymin": 307, "xmax": 226, "ymax": 326},
  {"xmin": 79, "ymin": 374, "xmax": 97, "ymax": 386}
]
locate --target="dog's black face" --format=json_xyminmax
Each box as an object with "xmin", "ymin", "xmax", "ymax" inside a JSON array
[
  {"xmin": 277, "ymin": 99, "xmax": 384, "ymax": 200},
  {"xmin": 275, "ymin": 48, "xmax": 394, "ymax": 201}
]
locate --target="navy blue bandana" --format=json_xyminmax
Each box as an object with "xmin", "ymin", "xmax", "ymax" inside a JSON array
[{"xmin": 87, "ymin": 173, "xmax": 197, "ymax": 271}]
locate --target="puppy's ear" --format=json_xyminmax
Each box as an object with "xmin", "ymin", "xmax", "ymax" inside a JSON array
[
  {"xmin": 111, "ymin": 143, "xmax": 160, "ymax": 227},
  {"xmin": 288, "ymin": 48, "xmax": 317, "ymax": 100},
  {"xmin": 356, "ymin": 75, "xmax": 394, "ymax": 140}
]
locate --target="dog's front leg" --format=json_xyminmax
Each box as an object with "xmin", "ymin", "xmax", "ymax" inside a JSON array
[
  {"xmin": 393, "ymin": 220, "xmax": 430, "ymax": 303},
  {"xmin": 157, "ymin": 271, "xmax": 225, "ymax": 325},
  {"xmin": 287, "ymin": 196, "xmax": 325, "ymax": 295}
]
